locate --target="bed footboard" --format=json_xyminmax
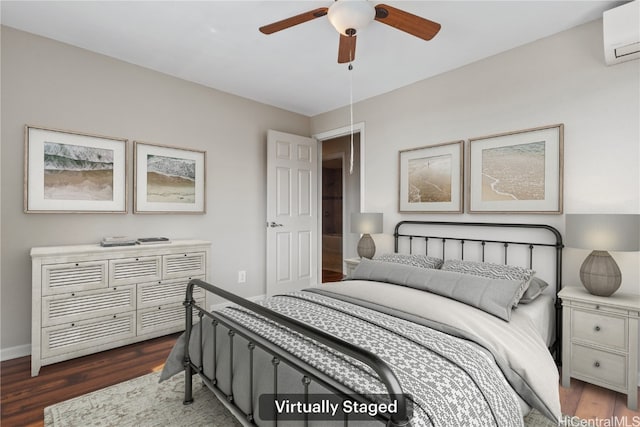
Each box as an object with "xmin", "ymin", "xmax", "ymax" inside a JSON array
[{"xmin": 183, "ymin": 278, "xmax": 410, "ymax": 427}]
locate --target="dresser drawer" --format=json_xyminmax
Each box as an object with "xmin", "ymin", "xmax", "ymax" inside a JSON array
[
  {"xmin": 42, "ymin": 311, "xmax": 136, "ymax": 358},
  {"xmin": 42, "ymin": 261, "xmax": 108, "ymax": 295},
  {"xmin": 571, "ymin": 343, "xmax": 627, "ymax": 389},
  {"xmin": 163, "ymin": 252, "xmax": 206, "ymax": 279},
  {"xmin": 571, "ymin": 309, "xmax": 626, "ymax": 350},
  {"xmin": 137, "ymin": 299, "xmax": 203, "ymax": 335},
  {"xmin": 42, "ymin": 285, "xmax": 136, "ymax": 327},
  {"xmin": 137, "ymin": 277, "xmax": 205, "ymax": 309},
  {"xmin": 109, "ymin": 256, "xmax": 162, "ymax": 286}
]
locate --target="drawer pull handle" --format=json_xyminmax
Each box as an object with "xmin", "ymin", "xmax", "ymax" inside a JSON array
[
  {"xmin": 594, "ymin": 361, "xmax": 600, "ymax": 368},
  {"xmin": 71, "ymin": 323, "xmax": 75, "ymax": 327},
  {"xmin": 71, "ymin": 293, "xmax": 75, "ymax": 297},
  {"xmin": 594, "ymin": 326, "xmax": 601, "ymax": 332},
  {"xmin": 113, "ymin": 315, "xmax": 117, "ymax": 319},
  {"xmin": 595, "ymin": 305, "xmax": 600, "ymax": 310},
  {"xmin": 75, "ymin": 263, "xmax": 79, "ymax": 267}
]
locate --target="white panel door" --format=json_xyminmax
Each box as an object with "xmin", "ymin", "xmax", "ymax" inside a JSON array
[{"xmin": 266, "ymin": 130, "xmax": 318, "ymax": 296}]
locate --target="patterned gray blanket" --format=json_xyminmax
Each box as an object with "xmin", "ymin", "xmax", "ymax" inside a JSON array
[{"xmin": 217, "ymin": 291, "xmax": 524, "ymax": 427}]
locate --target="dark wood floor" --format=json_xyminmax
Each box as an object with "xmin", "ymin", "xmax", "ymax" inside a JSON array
[
  {"xmin": 1, "ymin": 334, "xmax": 179, "ymax": 427},
  {"xmin": 322, "ymin": 269, "xmax": 344, "ymax": 283},
  {"xmin": 2, "ymin": 333, "xmax": 638, "ymax": 426}
]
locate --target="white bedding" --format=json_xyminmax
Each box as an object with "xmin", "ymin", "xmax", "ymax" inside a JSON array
[
  {"xmin": 316, "ymin": 279, "xmax": 562, "ymax": 422},
  {"xmin": 514, "ymin": 295, "xmax": 555, "ymax": 347}
]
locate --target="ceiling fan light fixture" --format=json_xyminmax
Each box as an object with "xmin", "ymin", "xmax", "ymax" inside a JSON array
[{"xmin": 328, "ymin": 0, "xmax": 375, "ymax": 36}]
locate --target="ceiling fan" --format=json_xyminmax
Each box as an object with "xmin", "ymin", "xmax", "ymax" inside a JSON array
[{"xmin": 259, "ymin": 0, "xmax": 441, "ymax": 64}]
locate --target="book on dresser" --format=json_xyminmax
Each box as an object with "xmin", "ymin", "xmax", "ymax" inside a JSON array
[
  {"xmin": 100, "ymin": 236, "xmax": 137, "ymax": 247},
  {"xmin": 30, "ymin": 240, "xmax": 211, "ymax": 376},
  {"xmin": 137, "ymin": 237, "xmax": 171, "ymax": 245}
]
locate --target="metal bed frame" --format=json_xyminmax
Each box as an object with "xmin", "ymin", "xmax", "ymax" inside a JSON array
[
  {"xmin": 393, "ymin": 220, "xmax": 564, "ymax": 361},
  {"xmin": 182, "ymin": 220, "xmax": 563, "ymax": 426}
]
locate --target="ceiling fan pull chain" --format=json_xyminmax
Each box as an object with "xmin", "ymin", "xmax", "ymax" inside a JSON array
[{"xmin": 349, "ymin": 61, "xmax": 354, "ymax": 175}]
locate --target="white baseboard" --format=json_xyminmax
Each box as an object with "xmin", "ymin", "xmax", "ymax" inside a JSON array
[
  {"xmin": 210, "ymin": 294, "xmax": 266, "ymax": 312},
  {"xmin": 1, "ymin": 344, "xmax": 31, "ymax": 361}
]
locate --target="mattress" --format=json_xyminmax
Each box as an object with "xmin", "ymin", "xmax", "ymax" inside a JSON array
[
  {"xmin": 513, "ymin": 294, "xmax": 555, "ymax": 347},
  {"xmin": 162, "ymin": 277, "xmax": 562, "ymax": 426}
]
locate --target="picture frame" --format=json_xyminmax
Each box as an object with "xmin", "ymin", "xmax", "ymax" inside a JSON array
[
  {"xmin": 134, "ymin": 141, "xmax": 206, "ymax": 214},
  {"xmin": 468, "ymin": 124, "xmax": 563, "ymax": 214},
  {"xmin": 24, "ymin": 125, "xmax": 128, "ymax": 213},
  {"xmin": 399, "ymin": 140, "xmax": 464, "ymax": 213}
]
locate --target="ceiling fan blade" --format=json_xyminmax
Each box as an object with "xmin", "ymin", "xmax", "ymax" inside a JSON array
[
  {"xmin": 374, "ymin": 4, "xmax": 441, "ymax": 40},
  {"xmin": 337, "ymin": 34, "xmax": 357, "ymax": 63},
  {"xmin": 259, "ymin": 7, "xmax": 328, "ymax": 34}
]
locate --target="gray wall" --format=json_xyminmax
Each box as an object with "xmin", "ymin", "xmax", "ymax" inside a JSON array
[
  {"xmin": 0, "ymin": 26, "xmax": 310, "ymax": 354},
  {"xmin": 311, "ymin": 19, "xmax": 640, "ymax": 378}
]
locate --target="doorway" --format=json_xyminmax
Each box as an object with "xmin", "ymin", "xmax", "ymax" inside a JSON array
[
  {"xmin": 322, "ymin": 155, "xmax": 344, "ymax": 281},
  {"xmin": 320, "ymin": 132, "xmax": 361, "ymax": 283}
]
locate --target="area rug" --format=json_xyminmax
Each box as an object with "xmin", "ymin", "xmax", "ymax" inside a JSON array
[
  {"xmin": 45, "ymin": 371, "xmax": 575, "ymax": 426},
  {"xmin": 44, "ymin": 372, "xmax": 240, "ymax": 427}
]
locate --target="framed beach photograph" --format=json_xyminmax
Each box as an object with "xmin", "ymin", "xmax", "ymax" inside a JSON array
[
  {"xmin": 468, "ymin": 124, "xmax": 563, "ymax": 214},
  {"xmin": 399, "ymin": 140, "xmax": 464, "ymax": 213},
  {"xmin": 134, "ymin": 142, "xmax": 206, "ymax": 214},
  {"xmin": 24, "ymin": 125, "xmax": 128, "ymax": 213}
]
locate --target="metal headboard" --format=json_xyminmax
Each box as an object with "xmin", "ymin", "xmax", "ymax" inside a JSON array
[{"xmin": 393, "ymin": 220, "xmax": 564, "ymax": 363}]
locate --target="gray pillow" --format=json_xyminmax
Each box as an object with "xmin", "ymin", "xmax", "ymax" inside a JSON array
[
  {"xmin": 374, "ymin": 253, "xmax": 443, "ymax": 269},
  {"xmin": 518, "ymin": 277, "xmax": 549, "ymax": 304},
  {"xmin": 351, "ymin": 259, "xmax": 522, "ymax": 321},
  {"xmin": 441, "ymin": 260, "xmax": 535, "ymax": 306}
]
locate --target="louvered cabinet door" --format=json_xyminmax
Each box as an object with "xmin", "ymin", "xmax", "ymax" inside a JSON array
[
  {"xmin": 137, "ymin": 277, "xmax": 205, "ymax": 309},
  {"xmin": 42, "ymin": 285, "xmax": 136, "ymax": 327},
  {"xmin": 41, "ymin": 311, "xmax": 136, "ymax": 359},
  {"xmin": 137, "ymin": 300, "xmax": 203, "ymax": 335},
  {"xmin": 42, "ymin": 261, "xmax": 108, "ymax": 295},
  {"xmin": 109, "ymin": 256, "xmax": 162, "ymax": 286},
  {"xmin": 163, "ymin": 252, "xmax": 206, "ymax": 280}
]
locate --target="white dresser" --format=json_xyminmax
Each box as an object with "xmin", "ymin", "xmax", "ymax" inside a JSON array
[
  {"xmin": 558, "ymin": 286, "xmax": 639, "ymax": 410},
  {"xmin": 31, "ymin": 240, "xmax": 211, "ymax": 376}
]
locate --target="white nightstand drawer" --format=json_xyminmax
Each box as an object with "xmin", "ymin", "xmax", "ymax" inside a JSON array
[
  {"xmin": 571, "ymin": 343, "xmax": 627, "ymax": 389},
  {"xmin": 571, "ymin": 309, "xmax": 626, "ymax": 350}
]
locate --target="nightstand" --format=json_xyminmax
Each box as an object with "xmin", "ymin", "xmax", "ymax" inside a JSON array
[
  {"xmin": 558, "ymin": 286, "xmax": 639, "ymax": 410},
  {"xmin": 344, "ymin": 258, "xmax": 361, "ymax": 279}
]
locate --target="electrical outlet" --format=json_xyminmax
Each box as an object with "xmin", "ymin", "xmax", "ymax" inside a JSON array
[{"xmin": 238, "ymin": 270, "xmax": 246, "ymax": 283}]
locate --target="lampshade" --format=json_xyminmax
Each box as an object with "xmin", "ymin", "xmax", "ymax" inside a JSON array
[
  {"xmin": 327, "ymin": 0, "xmax": 376, "ymax": 36},
  {"xmin": 565, "ymin": 214, "xmax": 640, "ymax": 251},
  {"xmin": 351, "ymin": 212, "xmax": 383, "ymax": 235}
]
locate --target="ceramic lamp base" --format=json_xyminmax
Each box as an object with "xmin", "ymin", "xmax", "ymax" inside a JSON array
[
  {"xmin": 357, "ymin": 233, "xmax": 376, "ymax": 259},
  {"xmin": 580, "ymin": 250, "xmax": 622, "ymax": 297}
]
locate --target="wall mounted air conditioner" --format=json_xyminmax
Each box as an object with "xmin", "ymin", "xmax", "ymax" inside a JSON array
[{"xmin": 603, "ymin": 0, "xmax": 640, "ymax": 65}]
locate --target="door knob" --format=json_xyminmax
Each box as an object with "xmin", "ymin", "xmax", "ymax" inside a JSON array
[{"xmin": 268, "ymin": 222, "xmax": 284, "ymax": 228}]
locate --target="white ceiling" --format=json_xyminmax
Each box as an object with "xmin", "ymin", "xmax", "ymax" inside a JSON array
[{"xmin": 1, "ymin": 1, "xmax": 623, "ymax": 116}]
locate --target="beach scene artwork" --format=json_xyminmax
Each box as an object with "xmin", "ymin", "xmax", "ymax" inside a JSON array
[
  {"xmin": 408, "ymin": 154, "xmax": 452, "ymax": 203},
  {"xmin": 43, "ymin": 142, "xmax": 114, "ymax": 201},
  {"xmin": 146, "ymin": 154, "xmax": 196, "ymax": 203},
  {"xmin": 481, "ymin": 141, "xmax": 545, "ymax": 202}
]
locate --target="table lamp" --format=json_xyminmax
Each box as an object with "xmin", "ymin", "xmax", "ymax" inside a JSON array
[
  {"xmin": 351, "ymin": 212, "xmax": 383, "ymax": 259},
  {"xmin": 565, "ymin": 214, "xmax": 640, "ymax": 296}
]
